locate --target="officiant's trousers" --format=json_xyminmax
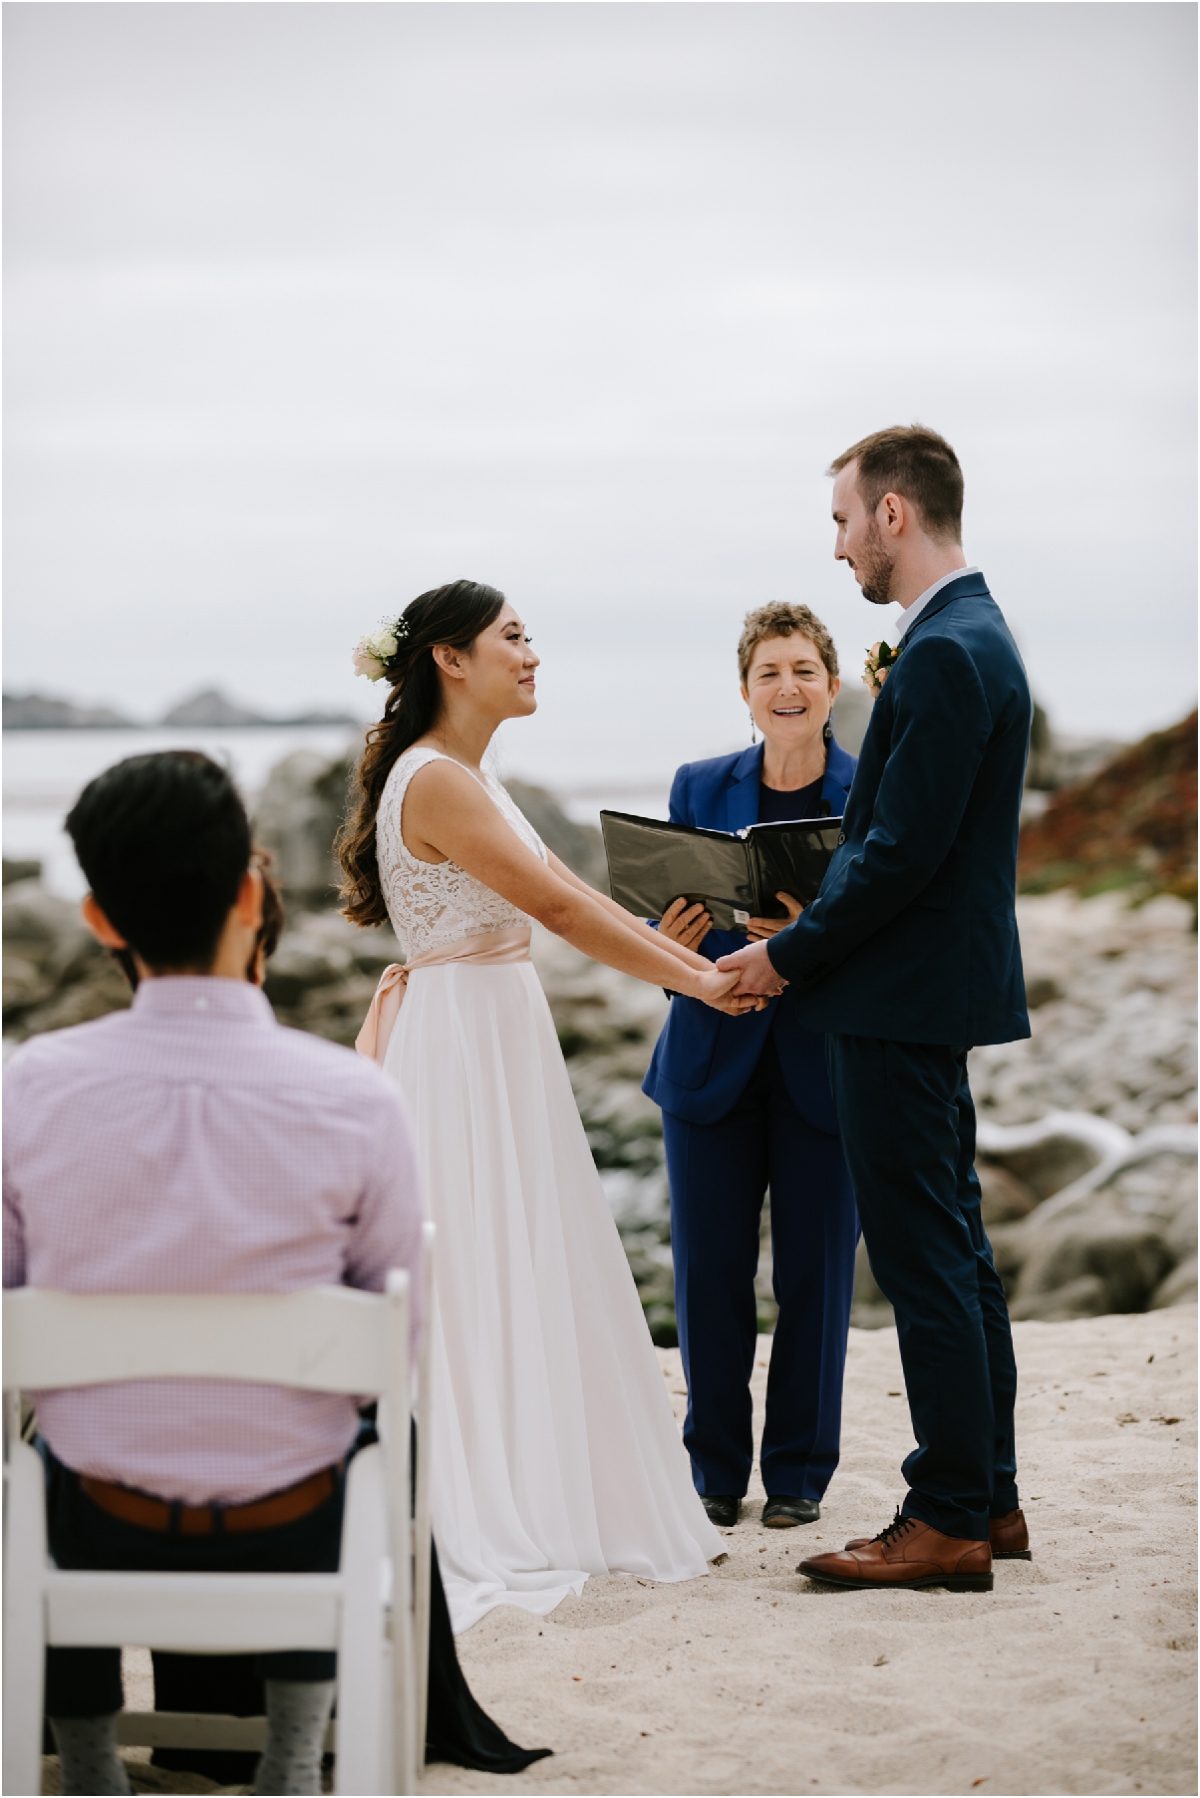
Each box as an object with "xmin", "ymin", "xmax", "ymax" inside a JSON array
[
  {"xmin": 662, "ymin": 1034, "xmax": 858, "ymax": 1500},
  {"xmin": 827, "ymin": 1036, "xmax": 1020, "ymax": 1542}
]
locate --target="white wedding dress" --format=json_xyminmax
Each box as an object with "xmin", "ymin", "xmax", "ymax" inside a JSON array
[{"xmin": 376, "ymin": 746, "xmax": 722, "ymax": 1632}]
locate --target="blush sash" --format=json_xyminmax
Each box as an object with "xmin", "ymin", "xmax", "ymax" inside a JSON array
[{"xmin": 355, "ymin": 926, "xmax": 533, "ymax": 1066}]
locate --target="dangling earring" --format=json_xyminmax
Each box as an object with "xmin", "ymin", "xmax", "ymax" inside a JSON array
[
  {"xmin": 822, "ymin": 718, "xmax": 833, "ymax": 746},
  {"xmin": 749, "ymin": 711, "xmax": 758, "ymax": 745}
]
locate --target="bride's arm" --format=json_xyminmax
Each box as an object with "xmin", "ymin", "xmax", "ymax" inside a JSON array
[
  {"xmin": 401, "ymin": 761, "xmax": 763, "ymax": 1012},
  {"xmin": 542, "ymin": 850, "xmax": 712, "ymax": 972}
]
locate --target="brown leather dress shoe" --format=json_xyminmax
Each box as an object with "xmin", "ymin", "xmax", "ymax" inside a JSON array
[
  {"xmin": 800, "ymin": 1510, "xmax": 993, "ymax": 1591},
  {"xmin": 845, "ymin": 1506, "xmax": 1031, "ymax": 1561},
  {"xmin": 989, "ymin": 1507, "xmax": 1031, "ymax": 1560}
]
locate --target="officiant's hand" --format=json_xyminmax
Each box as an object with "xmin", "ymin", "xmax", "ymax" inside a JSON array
[
  {"xmin": 746, "ymin": 891, "xmax": 803, "ymax": 941},
  {"xmin": 714, "ymin": 939, "xmax": 787, "ymax": 999},
  {"xmin": 659, "ymin": 897, "xmax": 713, "ymax": 951}
]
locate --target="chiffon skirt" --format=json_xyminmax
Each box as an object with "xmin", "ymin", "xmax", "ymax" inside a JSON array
[{"xmin": 383, "ymin": 961, "xmax": 721, "ymax": 1633}]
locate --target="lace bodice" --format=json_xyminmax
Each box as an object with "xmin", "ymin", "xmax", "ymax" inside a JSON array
[{"xmin": 376, "ymin": 747, "xmax": 548, "ymax": 959}]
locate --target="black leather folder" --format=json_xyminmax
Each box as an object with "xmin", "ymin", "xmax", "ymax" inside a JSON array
[{"xmin": 600, "ymin": 811, "xmax": 843, "ymax": 935}]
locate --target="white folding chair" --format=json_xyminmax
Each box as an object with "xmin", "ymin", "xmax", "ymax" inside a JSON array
[{"xmin": 3, "ymin": 1232, "xmax": 436, "ymax": 1798}]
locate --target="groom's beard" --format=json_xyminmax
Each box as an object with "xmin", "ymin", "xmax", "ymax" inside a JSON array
[{"xmin": 857, "ymin": 519, "xmax": 897, "ymax": 606}]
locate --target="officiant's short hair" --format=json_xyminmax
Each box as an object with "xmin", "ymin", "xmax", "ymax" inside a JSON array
[
  {"xmin": 737, "ymin": 603, "xmax": 839, "ymax": 688},
  {"xmin": 829, "ymin": 424, "xmax": 963, "ymax": 543}
]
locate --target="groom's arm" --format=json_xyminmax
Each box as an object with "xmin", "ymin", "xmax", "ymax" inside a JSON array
[{"xmin": 765, "ymin": 634, "xmax": 993, "ymax": 988}]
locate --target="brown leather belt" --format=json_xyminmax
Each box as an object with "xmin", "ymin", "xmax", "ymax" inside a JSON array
[{"xmin": 79, "ymin": 1463, "xmax": 340, "ymax": 1535}]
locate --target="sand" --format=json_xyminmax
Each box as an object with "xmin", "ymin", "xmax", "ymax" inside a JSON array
[
  {"xmin": 42, "ymin": 1309, "xmax": 1197, "ymax": 1798},
  {"xmin": 425, "ymin": 1310, "xmax": 1197, "ymax": 1798}
]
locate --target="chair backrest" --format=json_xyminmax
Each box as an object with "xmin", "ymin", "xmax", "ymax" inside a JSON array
[{"xmin": 3, "ymin": 1276, "xmax": 410, "ymax": 1398}]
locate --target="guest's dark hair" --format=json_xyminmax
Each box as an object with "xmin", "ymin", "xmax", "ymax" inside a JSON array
[
  {"xmin": 828, "ymin": 424, "xmax": 963, "ymax": 543},
  {"xmin": 110, "ymin": 842, "xmax": 284, "ymax": 991},
  {"xmin": 66, "ymin": 751, "xmax": 252, "ymax": 971},
  {"xmin": 337, "ymin": 579, "xmax": 506, "ymax": 927},
  {"xmin": 252, "ymin": 848, "xmax": 286, "ymax": 967}
]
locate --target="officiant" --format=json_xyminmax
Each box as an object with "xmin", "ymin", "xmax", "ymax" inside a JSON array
[{"xmin": 643, "ymin": 602, "xmax": 859, "ymax": 1531}]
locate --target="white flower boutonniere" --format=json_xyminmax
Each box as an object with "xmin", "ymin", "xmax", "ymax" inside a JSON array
[
  {"xmin": 862, "ymin": 639, "xmax": 903, "ymax": 698},
  {"xmin": 351, "ymin": 623, "xmax": 401, "ymax": 682}
]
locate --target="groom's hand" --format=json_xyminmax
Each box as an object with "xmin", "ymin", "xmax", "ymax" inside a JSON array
[{"xmin": 715, "ymin": 939, "xmax": 787, "ymax": 998}]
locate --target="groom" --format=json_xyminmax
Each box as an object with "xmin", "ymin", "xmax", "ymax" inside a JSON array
[{"xmin": 719, "ymin": 425, "xmax": 1032, "ymax": 1591}]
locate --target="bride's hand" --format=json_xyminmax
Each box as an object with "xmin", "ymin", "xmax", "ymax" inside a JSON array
[{"xmin": 690, "ymin": 966, "xmax": 768, "ymax": 1015}]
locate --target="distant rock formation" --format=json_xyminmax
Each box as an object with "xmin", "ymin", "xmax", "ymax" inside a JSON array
[
  {"xmin": 160, "ymin": 688, "xmax": 270, "ymax": 727},
  {"xmin": 3, "ymin": 686, "xmax": 356, "ymax": 730},
  {"xmin": 159, "ymin": 688, "xmax": 356, "ymax": 728},
  {"xmin": 2, "ymin": 692, "xmax": 134, "ymax": 729},
  {"xmin": 1019, "ymin": 710, "xmax": 1197, "ymax": 904}
]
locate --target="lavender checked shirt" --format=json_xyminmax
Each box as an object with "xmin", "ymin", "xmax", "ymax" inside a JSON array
[{"xmin": 3, "ymin": 976, "xmax": 425, "ymax": 1506}]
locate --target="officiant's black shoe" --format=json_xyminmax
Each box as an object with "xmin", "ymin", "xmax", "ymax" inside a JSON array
[
  {"xmin": 701, "ymin": 1495, "xmax": 740, "ymax": 1528},
  {"xmin": 762, "ymin": 1497, "xmax": 820, "ymax": 1528}
]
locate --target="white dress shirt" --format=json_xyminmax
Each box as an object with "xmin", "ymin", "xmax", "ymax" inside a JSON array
[
  {"xmin": 3, "ymin": 977, "xmax": 425, "ymax": 1505},
  {"xmin": 896, "ymin": 565, "xmax": 981, "ymax": 638}
]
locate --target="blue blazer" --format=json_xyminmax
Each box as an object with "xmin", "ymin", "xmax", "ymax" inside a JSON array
[
  {"xmin": 642, "ymin": 735, "xmax": 857, "ymax": 1130},
  {"xmin": 769, "ymin": 572, "xmax": 1032, "ymax": 1046}
]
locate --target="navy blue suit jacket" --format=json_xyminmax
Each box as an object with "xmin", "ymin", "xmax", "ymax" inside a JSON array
[
  {"xmin": 768, "ymin": 573, "xmax": 1032, "ymax": 1046},
  {"xmin": 641, "ymin": 735, "xmax": 857, "ymax": 1129}
]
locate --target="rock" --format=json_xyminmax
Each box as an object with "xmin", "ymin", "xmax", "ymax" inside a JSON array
[
  {"xmin": 1010, "ymin": 1273, "xmax": 1111, "ymax": 1323},
  {"xmin": 1018, "ymin": 710, "xmax": 1196, "ymax": 904},
  {"xmin": 851, "ymin": 1238, "xmax": 894, "ymax": 1330},
  {"xmin": 1011, "ymin": 1212, "xmax": 1174, "ymax": 1317},
  {"xmin": 1024, "ymin": 974, "xmax": 1062, "ymax": 1009},
  {"xmin": 161, "ymin": 688, "xmax": 271, "ymax": 727},
  {"xmin": 2, "ymin": 877, "xmax": 129, "ymax": 1044},
  {"xmin": 252, "ymin": 750, "xmax": 353, "ymax": 901},
  {"xmin": 1151, "ymin": 1257, "xmax": 1198, "ymax": 1309},
  {"xmin": 970, "ymin": 891, "xmax": 1197, "ymax": 1134},
  {"xmin": 505, "ymin": 780, "xmax": 607, "ymax": 890},
  {"xmin": 3, "ymin": 858, "xmax": 43, "ymax": 887},
  {"xmin": 978, "ymin": 1163, "xmax": 1040, "ymax": 1225},
  {"xmin": 3, "ymin": 692, "xmax": 134, "ymax": 729},
  {"xmin": 264, "ymin": 910, "xmax": 403, "ymax": 1042},
  {"xmin": 980, "ymin": 1133, "xmax": 1101, "ymax": 1203}
]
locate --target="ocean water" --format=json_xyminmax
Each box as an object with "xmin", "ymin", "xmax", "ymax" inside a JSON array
[{"xmin": 2, "ymin": 723, "xmax": 681, "ymax": 898}]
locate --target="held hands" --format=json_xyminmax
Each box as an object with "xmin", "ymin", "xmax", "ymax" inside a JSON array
[
  {"xmin": 746, "ymin": 891, "xmax": 804, "ymax": 940},
  {"xmin": 692, "ymin": 966, "xmax": 769, "ymax": 1016},
  {"xmin": 659, "ymin": 897, "xmax": 712, "ymax": 951},
  {"xmin": 714, "ymin": 939, "xmax": 788, "ymax": 999}
]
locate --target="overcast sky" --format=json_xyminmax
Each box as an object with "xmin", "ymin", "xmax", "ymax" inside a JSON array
[{"xmin": 4, "ymin": 1, "xmax": 1196, "ymax": 763}]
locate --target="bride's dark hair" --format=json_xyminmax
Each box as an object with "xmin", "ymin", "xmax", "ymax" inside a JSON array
[{"xmin": 337, "ymin": 578, "xmax": 507, "ymax": 926}]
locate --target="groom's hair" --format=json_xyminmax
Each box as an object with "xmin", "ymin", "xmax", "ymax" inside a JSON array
[
  {"xmin": 66, "ymin": 751, "xmax": 252, "ymax": 971},
  {"xmin": 828, "ymin": 425, "xmax": 963, "ymax": 543}
]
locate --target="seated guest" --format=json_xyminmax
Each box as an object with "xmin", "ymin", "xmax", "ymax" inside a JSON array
[
  {"xmin": 1, "ymin": 751, "xmax": 539, "ymax": 1797},
  {"xmin": 103, "ymin": 831, "xmax": 548, "ymax": 1786},
  {"xmin": 643, "ymin": 603, "xmax": 860, "ymax": 1530}
]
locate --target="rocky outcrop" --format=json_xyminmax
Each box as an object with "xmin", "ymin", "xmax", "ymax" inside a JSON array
[
  {"xmin": 3, "ymin": 692, "xmax": 134, "ymax": 729},
  {"xmin": 1019, "ymin": 710, "xmax": 1197, "ymax": 904},
  {"xmin": 2, "ymin": 866, "xmax": 131, "ymax": 1043},
  {"xmin": 252, "ymin": 750, "xmax": 354, "ymax": 904}
]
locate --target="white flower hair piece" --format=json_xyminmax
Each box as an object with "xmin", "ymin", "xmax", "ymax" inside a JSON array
[{"xmin": 351, "ymin": 617, "xmax": 407, "ymax": 682}]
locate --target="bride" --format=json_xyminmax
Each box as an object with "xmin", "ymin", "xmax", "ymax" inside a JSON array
[{"xmin": 338, "ymin": 579, "xmax": 756, "ymax": 1632}]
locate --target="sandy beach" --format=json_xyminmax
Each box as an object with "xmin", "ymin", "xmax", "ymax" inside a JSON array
[
  {"xmin": 63, "ymin": 1306, "xmax": 1196, "ymax": 1798},
  {"xmin": 423, "ymin": 1310, "xmax": 1196, "ymax": 1798}
]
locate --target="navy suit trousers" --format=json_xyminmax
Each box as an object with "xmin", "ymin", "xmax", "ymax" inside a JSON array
[
  {"xmin": 827, "ymin": 1036, "xmax": 1020, "ymax": 1540},
  {"xmin": 662, "ymin": 1035, "xmax": 858, "ymax": 1500}
]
